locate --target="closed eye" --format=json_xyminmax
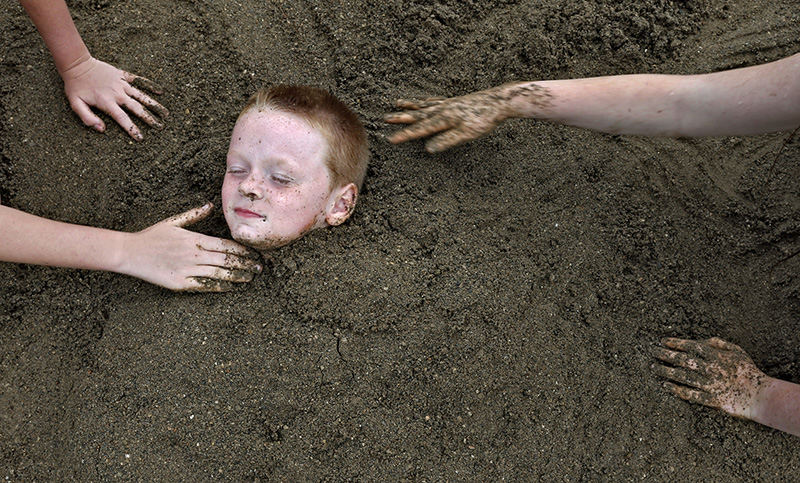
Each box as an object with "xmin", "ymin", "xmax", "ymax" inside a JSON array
[{"xmin": 271, "ymin": 174, "xmax": 294, "ymax": 185}]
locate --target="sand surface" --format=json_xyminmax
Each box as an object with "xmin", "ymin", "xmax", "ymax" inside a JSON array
[{"xmin": 1, "ymin": 0, "xmax": 799, "ymax": 479}]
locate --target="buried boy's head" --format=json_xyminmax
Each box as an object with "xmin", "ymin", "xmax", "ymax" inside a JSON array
[{"xmin": 222, "ymin": 85, "xmax": 369, "ymax": 250}]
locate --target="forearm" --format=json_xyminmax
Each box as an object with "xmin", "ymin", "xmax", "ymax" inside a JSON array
[
  {"xmin": 511, "ymin": 53, "xmax": 800, "ymax": 137},
  {"xmin": 750, "ymin": 377, "xmax": 800, "ymax": 437},
  {"xmin": 19, "ymin": 0, "xmax": 90, "ymax": 75},
  {"xmin": 0, "ymin": 205, "xmax": 126, "ymax": 272}
]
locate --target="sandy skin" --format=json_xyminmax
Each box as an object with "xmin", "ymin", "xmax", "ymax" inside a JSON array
[
  {"xmin": 653, "ymin": 337, "xmax": 800, "ymax": 437},
  {"xmin": 384, "ymin": 83, "xmax": 553, "ymax": 152}
]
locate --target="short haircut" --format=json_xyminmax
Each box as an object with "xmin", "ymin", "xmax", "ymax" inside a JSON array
[{"xmin": 240, "ymin": 85, "xmax": 369, "ymax": 190}]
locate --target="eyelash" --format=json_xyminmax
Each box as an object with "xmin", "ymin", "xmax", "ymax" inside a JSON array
[
  {"xmin": 271, "ymin": 174, "xmax": 293, "ymax": 185},
  {"xmin": 227, "ymin": 166, "xmax": 294, "ymax": 186}
]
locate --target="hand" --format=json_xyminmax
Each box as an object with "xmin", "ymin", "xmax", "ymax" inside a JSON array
[
  {"xmin": 384, "ymin": 83, "xmax": 551, "ymax": 152},
  {"xmin": 652, "ymin": 337, "xmax": 771, "ymax": 419},
  {"xmin": 61, "ymin": 55, "xmax": 168, "ymax": 141},
  {"xmin": 119, "ymin": 203, "xmax": 262, "ymax": 292}
]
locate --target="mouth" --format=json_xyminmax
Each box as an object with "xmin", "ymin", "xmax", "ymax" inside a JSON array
[{"xmin": 234, "ymin": 207, "xmax": 265, "ymax": 219}]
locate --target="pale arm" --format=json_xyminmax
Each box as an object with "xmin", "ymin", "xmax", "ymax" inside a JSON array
[
  {"xmin": 18, "ymin": 0, "xmax": 168, "ymax": 140},
  {"xmin": 386, "ymin": 53, "xmax": 800, "ymax": 151},
  {"xmin": 0, "ymin": 204, "xmax": 262, "ymax": 292},
  {"xmin": 527, "ymin": 53, "xmax": 800, "ymax": 137},
  {"xmin": 17, "ymin": 0, "xmax": 89, "ymax": 75},
  {"xmin": 751, "ymin": 378, "xmax": 800, "ymax": 437}
]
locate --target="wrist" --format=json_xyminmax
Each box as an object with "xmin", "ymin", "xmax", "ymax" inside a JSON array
[
  {"xmin": 108, "ymin": 230, "xmax": 135, "ymax": 276},
  {"xmin": 59, "ymin": 51, "xmax": 93, "ymax": 79},
  {"xmin": 746, "ymin": 375, "xmax": 778, "ymax": 422},
  {"xmin": 502, "ymin": 81, "xmax": 555, "ymax": 120}
]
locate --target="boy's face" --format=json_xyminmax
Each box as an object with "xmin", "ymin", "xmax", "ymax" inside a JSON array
[{"xmin": 222, "ymin": 108, "xmax": 350, "ymax": 250}]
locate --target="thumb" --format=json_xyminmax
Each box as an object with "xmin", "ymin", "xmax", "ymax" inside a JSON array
[
  {"xmin": 68, "ymin": 96, "xmax": 105, "ymax": 132},
  {"xmin": 163, "ymin": 203, "xmax": 214, "ymax": 228}
]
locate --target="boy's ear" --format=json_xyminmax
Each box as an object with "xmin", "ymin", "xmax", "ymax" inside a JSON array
[{"xmin": 325, "ymin": 183, "xmax": 358, "ymax": 226}]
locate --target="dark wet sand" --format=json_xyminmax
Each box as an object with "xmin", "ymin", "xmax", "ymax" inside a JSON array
[{"xmin": 1, "ymin": 0, "xmax": 799, "ymax": 479}]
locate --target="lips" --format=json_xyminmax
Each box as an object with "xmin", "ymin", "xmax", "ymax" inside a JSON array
[{"xmin": 234, "ymin": 207, "xmax": 265, "ymax": 219}]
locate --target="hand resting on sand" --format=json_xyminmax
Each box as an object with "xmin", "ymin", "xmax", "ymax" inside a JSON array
[
  {"xmin": 653, "ymin": 337, "xmax": 800, "ymax": 437},
  {"xmin": 20, "ymin": 0, "xmax": 168, "ymax": 140},
  {"xmin": 61, "ymin": 55, "xmax": 168, "ymax": 141}
]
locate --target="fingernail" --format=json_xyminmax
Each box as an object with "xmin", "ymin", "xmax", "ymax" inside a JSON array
[
  {"xmin": 256, "ymin": 264, "xmax": 262, "ymax": 272},
  {"xmin": 95, "ymin": 123, "xmax": 105, "ymax": 132}
]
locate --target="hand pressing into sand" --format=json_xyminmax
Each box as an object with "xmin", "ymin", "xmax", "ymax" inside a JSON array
[
  {"xmin": 61, "ymin": 56, "xmax": 168, "ymax": 141},
  {"xmin": 19, "ymin": 0, "xmax": 168, "ymax": 141},
  {"xmin": 119, "ymin": 204, "xmax": 262, "ymax": 292},
  {"xmin": 384, "ymin": 83, "xmax": 553, "ymax": 153},
  {"xmin": 653, "ymin": 337, "xmax": 766, "ymax": 418},
  {"xmin": 653, "ymin": 337, "xmax": 800, "ymax": 437}
]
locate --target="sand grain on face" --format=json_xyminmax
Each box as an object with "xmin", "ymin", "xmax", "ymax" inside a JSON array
[{"xmin": 1, "ymin": 0, "xmax": 799, "ymax": 480}]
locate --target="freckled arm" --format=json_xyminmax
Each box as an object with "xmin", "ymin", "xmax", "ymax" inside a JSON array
[
  {"xmin": 386, "ymin": 53, "xmax": 800, "ymax": 151},
  {"xmin": 514, "ymin": 52, "xmax": 800, "ymax": 137}
]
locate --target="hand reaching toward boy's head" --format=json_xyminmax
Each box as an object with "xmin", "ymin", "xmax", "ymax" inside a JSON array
[
  {"xmin": 61, "ymin": 55, "xmax": 168, "ymax": 141},
  {"xmin": 385, "ymin": 83, "xmax": 552, "ymax": 152},
  {"xmin": 119, "ymin": 203, "xmax": 262, "ymax": 292}
]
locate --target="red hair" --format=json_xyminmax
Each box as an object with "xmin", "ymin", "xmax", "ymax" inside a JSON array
[{"xmin": 240, "ymin": 85, "xmax": 369, "ymax": 190}]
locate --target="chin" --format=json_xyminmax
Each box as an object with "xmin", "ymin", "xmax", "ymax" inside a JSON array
[{"xmin": 231, "ymin": 229, "xmax": 295, "ymax": 251}]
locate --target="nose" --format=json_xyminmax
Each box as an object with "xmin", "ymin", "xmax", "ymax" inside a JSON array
[{"xmin": 238, "ymin": 173, "xmax": 265, "ymax": 200}]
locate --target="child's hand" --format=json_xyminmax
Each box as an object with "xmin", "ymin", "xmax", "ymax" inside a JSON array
[
  {"xmin": 384, "ymin": 86, "xmax": 513, "ymax": 152},
  {"xmin": 61, "ymin": 55, "xmax": 168, "ymax": 141},
  {"xmin": 119, "ymin": 203, "xmax": 262, "ymax": 292},
  {"xmin": 385, "ymin": 83, "xmax": 552, "ymax": 152},
  {"xmin": 652, "ymin": 337, "xmax": 771, "ymax": 419}
]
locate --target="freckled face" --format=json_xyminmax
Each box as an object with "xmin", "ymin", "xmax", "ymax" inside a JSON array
[{"xmin": 222, "ymin": 109, "xmax": 334, "ymax": 250}]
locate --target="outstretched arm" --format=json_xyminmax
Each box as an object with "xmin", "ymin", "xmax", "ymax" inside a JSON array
[
  {"xmin": 386, "ymin": 53, "xmax": 800, "ymax": 151},
  {"xmin": 0, "ymin": 203, "xmax": 262, "ymax": 292},
  {"xmin": 19, "ymin": 0, "xmax": 168, "ymax": 140},
  {"xmin": 654, "ymin": 337, "xmax": 800, "ymax": 437}
]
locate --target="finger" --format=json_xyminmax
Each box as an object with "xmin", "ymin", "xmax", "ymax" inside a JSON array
[
  {"xmin": 125, "ymin": 85, "xmax": 169, "ymax": 120},
  {"xmin": 661, "ymin": 337, "xmax": 710, "ymax": 358},
  {"xmin": 68, "ymin": 97, "xmax": 106, "ymax": 132},
  {"xmin": 384, "ymin": 111, "xmax": 427, "ymax": 124},
  {"xmin": 425, "ymin": 127, "xmax": 480, "ymax": 152},
  {"xmin": 388, "ymin": 115, "xmax": 454, "ymax": 144},
  {"xmin": 198, "ymin": 236, "xmax": 261, "ymax": 260},
  {"xmin": 163, "ymin": 203, "xmax": 214, "ymax": 227},
  {"xmin": 198, "ymin": 251, "xmax": 263, "ymax": 272},
  {"xmin": 664, "ymin": 382, "xmax": 714, "ymax": 407},
  {"xmin": 652, "ymin": 363, "xmax": 707, "ymax": 389},
  {"xmin": 653, "ymin": 347, "xmax": 701, "ymax": 371},
  {"xmin": 395, "ymin": 97, "xmax": 445, "ymax": 110},
  {"xmin": 105, "ymin": 103, "xmax": 142, "ymax": 141},
  {"xmin": 124, "ymin": 72, "xmax": 164, "ymax": 95},
  {"xmin": 123, "ymin": 97, "xmax": 163, "ymax": 129},
  {"xmin": 706, "ymin": 337, "xmax": 743, "ymax": 353},
  {"xmin": 184, "ymin": 277, "xmax": 236, "ymax": 293},
  {"xmin": 194, "ymin": 265, "xmax": 256, "ymax": 283}
]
